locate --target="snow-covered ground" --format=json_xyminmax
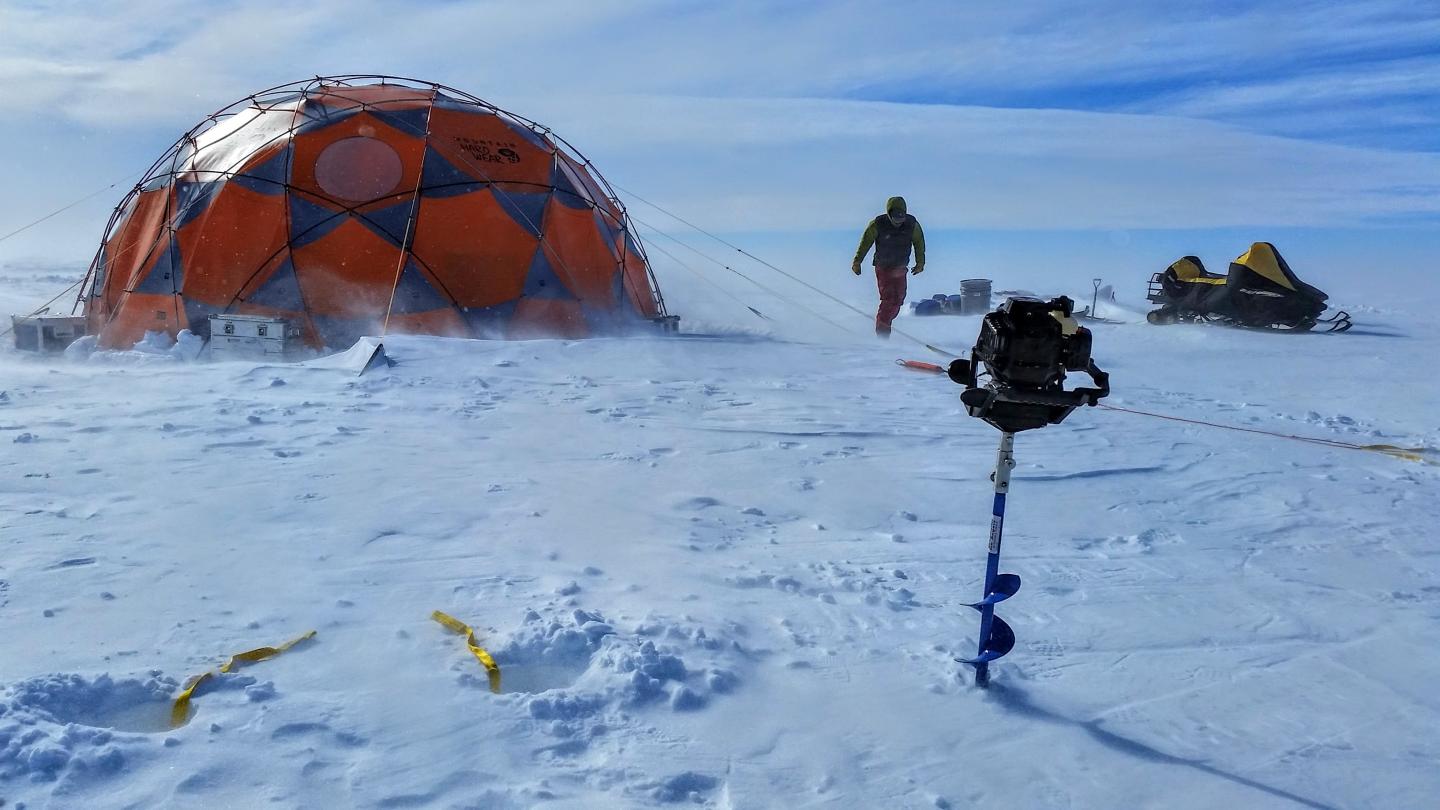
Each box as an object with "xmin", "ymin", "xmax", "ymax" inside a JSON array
[{"xmin": 2, "ymin": 259, "xmax": 1437, "ymax": 809}]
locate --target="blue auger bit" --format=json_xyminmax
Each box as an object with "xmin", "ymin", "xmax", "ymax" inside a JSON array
[
  {"xmin": 957, "ymin": 614, "xmax": 1015, "ymax": 666},
  {"xmin": 956, "ymin": 573, "xmax": 1020, "ymax": 667},
  {"xmin": 965, "ymin": 573, "xmax": 1020, "ymax": 608}
]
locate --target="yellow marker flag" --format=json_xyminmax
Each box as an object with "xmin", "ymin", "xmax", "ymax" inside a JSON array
[
  {"xmin": 170, "ymin": 630, "xmax": 317, "ymax": 728},
  {"xmin": 431, "ymin": 610, "xmax": 501, "ymax": 693}
]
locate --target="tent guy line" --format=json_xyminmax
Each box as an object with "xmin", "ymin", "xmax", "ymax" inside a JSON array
[
  {"xmin": 630, "ymin": 213, "xmax": 868, "ymax": 336},
  {"xmin": 618, "ymin": 184, "xmax": 962, "ymax": 357},
  {"xmin": 0, "ymin": 171, "xmax": 145, "ymax": 245},
  {"xmin": 625, "ymin": 219, "xmax": 772, "ymax": 321},
  {"xmin": 897, "ymin": 357, "xmax": 1433, "ymax": 465},
  {"xmin": 0, "ymin": 277, "xmax": 84, "ymax": 340}
]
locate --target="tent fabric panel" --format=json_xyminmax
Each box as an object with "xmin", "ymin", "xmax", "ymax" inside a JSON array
[
  {"xmin": 292, "ymin": 102, "xmax": 366, "ymax": 137},
  {"xmin": 421, "ymin": 180, "xmax": 488, "ymax": 200},
  {"xmin": 97, "ymin": 292, "xmax": 179, "ymax": 349},
  {"xmin": 593, "ymin": 209, "xmax": 624, "ymax": 263},
  {"xmin": 522, "ymin": 245, "xmax": 577, "ymax": 301},
  {"xmin": 242, "ymin": 256, "xmax": 307, "ymax": 311},
  {"xmin": 508, "ymin": 297, "xmax": 588, "ymax": 339},
  {"xmin": 425, "ymin": 106, "xmax": 553, "ymax": 187},
  {"xmin": 619, "ymin": 232, "xmax": 660, "ymax": 318},
  {"xmin": 307, "ymin": 314, "xmax": 380, "ymax": 350},
  {"xmin": 581, "ymin": 271, "xmax": 641, "ymax": 333},
  {"xmin": 230, "ymin": 299, "xmax": 309, "ymax": 322},
  {"xmin": 314, "ymin": 85, "xmax": 436, "ymax": 110},
  {"xmin": 410, "ymin": 189, "xmax": 535, "ymax": 308},
  {"xmin": 352, "ymin": 198, "xmax": 416, "ymax": 249},
  {"xmin": 101, "ymin": 188, "xmax": 172, "ymax": 304},
  {"xmin": 131, "ymin": 237, "xmax": 183, "ymax": 295},
  {"xmin": 420, "ymin": 145, "xmax": 486, "ymax": 195},
  {"xmin": 540, "ymin": 198, "xmax": 623, "ymax": 306},
  {"xmin": 230, "ymin": 144, "xmax": 291, "ymax": 195},
  {"xmin": 180, "ymin": 295, "xmax": 223, "ymax": 338},
  {"xmin": 384, "ymin": 308, "xmax": 469, "ymax": 337},
  {"xmin": 388, "ymin": 258, "xmax": 454, "ymax": 315},
  {"xmin": 459, "ymin": 300, "xmax": 518, "ymax": 339},
  {"xmin": 559, "ymin": 151, "xmax": 619, "ymax": 219},
  {"xmin": 190, "ymin": 106, "xmax": 298, "ymax": 175},
  {"xmin": 550, "ymin": 156, "xmax": 592, "ymax": 210},
  {"xmin": 174, "ymin": 179, "xmax": 227, "ymax": 229},
  {"xmin": 228, "ymin": 279, "xmax": 316, "ymax": 342},
  {"xmin": 253, "ymin": 91, "xmax": 305, "ymax": 110},
  {"xmin": 288, "ymin": 192, "xmax": 347, "ymax": 248},
  {"xmin": 492, "ymin": 187, "xmax": 548, "ymax": 238},
  {"xmin": 496, "ymin": 116, "xmax": 554, "ymax": 154},
  {"xmin": 289, "ymin": 112, "xmax": 426, "ymax": 207},
  {"xmin": 432, "ymin": 91, "xmax": 490, "ymax": 114},
  {"xmin": 175, "ymin": 185, "xmax": 290, "ymax": 304},
  {"xmin": 291, "ymin": 218, "xmax": 410, "ymax": 318},
  {"xmin": 368, "ymin": 107, "xmax": 433, "ymax": 141}
]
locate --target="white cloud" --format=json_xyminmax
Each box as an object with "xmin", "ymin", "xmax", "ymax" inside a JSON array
[
  {"xmin": 534, "ymin": 95, "xmax": 1440, "ymax": 231},
  {"xmin": 5, "ymin": 1, "xmax": 1438, "ymax": 125},
  {"xmin": 2, "ymin": 0, "xmax": 1438, "ymax": 265},
  {"xmin": 1135, "ymin": 53, "xmax": 1439, "ymax": 110}
]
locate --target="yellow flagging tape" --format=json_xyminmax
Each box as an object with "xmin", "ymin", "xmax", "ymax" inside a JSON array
[
  {"xmin": 431, "ymin": 610, "xmax": 501, "ymax": 693},
  {"xmin": 170, "ymin": 630, "xmax": 317, "ymax": 728}
]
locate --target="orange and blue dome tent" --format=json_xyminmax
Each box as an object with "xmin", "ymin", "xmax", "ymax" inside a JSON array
[{"xmin": 80, "ymin": 75, "xmax": 672, "ymax": 349}]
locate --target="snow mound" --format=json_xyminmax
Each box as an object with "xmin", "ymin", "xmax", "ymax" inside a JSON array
[
  {"xmin": 71, "ymin": 330, "xmax": 204, "ymax": 365},
  {"xmin": 492, "ymin": 608, "xmax": 744, "ymax": 714},
  {"xmin": 461, "ymin": 605, "xmax": 746, "ymax": 798},
  {"xmin": 0, "ymin": 673, "xmax": 172, "ymax": 785}
]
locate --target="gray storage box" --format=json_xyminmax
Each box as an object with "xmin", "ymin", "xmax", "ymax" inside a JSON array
[
  {"xmin": 960, "ymin": 279, "xmax": 993, "ymax": 314},
  {"xmin": 208, "ymin": 314, "xmax": 303, "ymax": 361},
  {"xmin": 11, "ymin": 315, "xmax": 87, "ymax": 353}
]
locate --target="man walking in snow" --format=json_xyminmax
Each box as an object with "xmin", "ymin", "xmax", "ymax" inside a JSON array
[{"xmin": 852, "ymin": 196, "xmax": 925, "ymax": 338}]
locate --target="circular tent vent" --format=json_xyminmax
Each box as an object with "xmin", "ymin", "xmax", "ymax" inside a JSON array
[
  {"xmin": 82, "ymin": 75, "xmax": 669, "ymax": 349},
  {"xmin": 314, "ymin": 136, "xmax": 404, "ymax": 202}
]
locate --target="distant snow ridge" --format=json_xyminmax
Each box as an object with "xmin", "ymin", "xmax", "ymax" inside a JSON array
[{"xmin": 0, "ymin": 673, "xmax": 172, "ymax": 786}]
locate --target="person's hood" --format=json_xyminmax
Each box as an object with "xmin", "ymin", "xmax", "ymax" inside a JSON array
[{"xmin": 886, "ymin": 196, "xmax": 907, "ymax": 217}]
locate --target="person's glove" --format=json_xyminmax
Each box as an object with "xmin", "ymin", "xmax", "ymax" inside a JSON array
[
  {"xmin": 851, "ymin": 260, "xmax": 862, "ymax": 275},
  {"xmin": 911, "ymin": 264, "xmax": 925, "ymax": 275}
]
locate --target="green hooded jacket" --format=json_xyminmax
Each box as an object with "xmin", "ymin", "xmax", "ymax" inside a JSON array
[{"xmin": 854, "ymin": 196, "xmax": 926, "ymax": 268}]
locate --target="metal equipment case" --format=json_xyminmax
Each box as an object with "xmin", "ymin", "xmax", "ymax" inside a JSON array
[
  {"xmin": 208, "ymin": 314, "xmax": 303, "ymax": 361},
  {"xmin": 10, "ymin": 315, "xmax": 87, "ymax": 353}
]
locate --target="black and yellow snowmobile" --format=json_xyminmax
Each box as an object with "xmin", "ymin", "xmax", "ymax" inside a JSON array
[{"xmin": 1146, "ymin": 242, "xmax": 1351, "ymax": 332}]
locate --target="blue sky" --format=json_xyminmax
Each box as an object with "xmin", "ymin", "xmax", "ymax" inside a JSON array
[
  {"xmin": 1, "ymin": 0, "xmax": 1437, "ymax": 293},
  {"xmin": 841, "ymin": 3, "xmax": 1440, "ymax": 152}
]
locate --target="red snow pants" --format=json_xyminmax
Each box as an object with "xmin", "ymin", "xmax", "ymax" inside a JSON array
[{"xmin": 873, "ymin": 265, "xmax": 908, "ymax": 335}]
